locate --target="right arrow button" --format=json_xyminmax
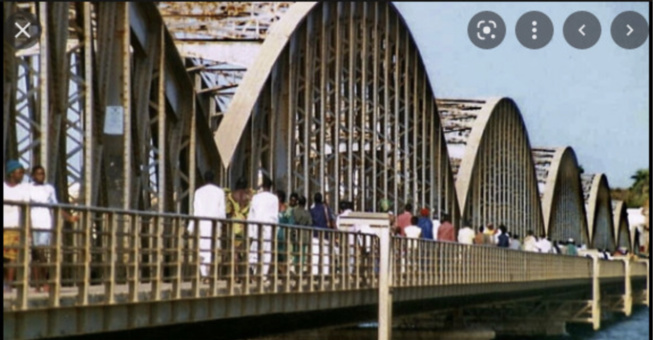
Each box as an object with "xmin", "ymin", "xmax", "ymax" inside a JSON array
[{"xmin": 611, "ymin": 11, "xmax": 649, "ymax": 49}]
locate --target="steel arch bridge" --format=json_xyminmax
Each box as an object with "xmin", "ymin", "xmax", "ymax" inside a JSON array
[
  {"xmin": 3, "ymin": 1, "xmax": 629, "ymax": 246},
  {"xmin": 582, "ymin": 174, "xmax": 617, "ymax": 251},
  {"xmin": 533, "ymin": 147, "xmax": 589, "ymax": 245},
  {"xmin": 437, "ymin": 98, "xmax": 545, "ymax": 239}
]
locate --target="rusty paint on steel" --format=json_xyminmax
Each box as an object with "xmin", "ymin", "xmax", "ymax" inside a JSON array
[{"xmin": 158, "ymin": 2, "xmax": 294, "ymax": 41}]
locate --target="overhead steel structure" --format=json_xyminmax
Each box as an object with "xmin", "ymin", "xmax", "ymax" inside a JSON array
[
  {"xmin": 215, "ymin": 2, "xmax": 460, "ymax": 218},
  {"xmin": 582, "ymin": 174, "xmax": 616, "ymax": 251},
  {"xmin": 437, "ymin": 98, "xmax": 544, "ymax": 238},
  {"xmin": 532, "ymin": 147, "xmax": 589, "ymax": 244},
  {"xmin": 612, "ymin": 200, "xmax": 632, "ymax": 251},
  {"xmin": 157, "ymin": 2, "xmax": 295, "ymax": 155},
  {"xmin": 3, "ymin": 2, "xmax": 222, "ymax": 214}
]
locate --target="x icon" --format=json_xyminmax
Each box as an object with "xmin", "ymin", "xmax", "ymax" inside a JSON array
[{"xmin": 15, "ymin": 21, "xmax": 31, "ymax": 38}]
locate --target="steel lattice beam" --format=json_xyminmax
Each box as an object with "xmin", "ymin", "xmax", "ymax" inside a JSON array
[{"xmin": 214, "ymin": 2, "xmax": 459, "ymax": 218}]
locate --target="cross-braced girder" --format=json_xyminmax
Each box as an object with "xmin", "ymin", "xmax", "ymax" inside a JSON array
[{"xmin": 215, "ymin": 2, "xmax": 459, "ymax": 219}]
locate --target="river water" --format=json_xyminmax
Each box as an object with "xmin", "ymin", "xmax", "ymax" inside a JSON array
[{"xmin": 497, "ymin": 306, "xmax": 650, "ymax": 340}]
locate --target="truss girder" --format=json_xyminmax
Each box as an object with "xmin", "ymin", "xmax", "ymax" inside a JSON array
[
  {"xmin": 438, "ymin": 98, "xmax": 545, "ymax": 239},
  {"xmin": 3, "ymin": 2, "xmax": 221, "ymax": 213},
  {"xmin": 533, "ymin": 147, "xmax": 589, "ymax": 244},
  {"xmin": 582, "ymin": 174, "xmax": 616, "ymax": 251},
  {"xmin": 215, "ymin": 2, "xmax": 459, "ymax": 218}
]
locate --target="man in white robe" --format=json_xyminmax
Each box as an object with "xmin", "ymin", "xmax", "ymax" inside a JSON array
[
  {"xmin": 247, "ymin": 175, "xmax": 279, "ymax": 278},
  {"xmin": 187, "ymin": 171, "xmax": 226, "ymax": 278}
]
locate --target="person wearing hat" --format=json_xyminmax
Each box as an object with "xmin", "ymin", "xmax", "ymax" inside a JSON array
[
  {"xmin": 4, "ymin": 160, "xmax": 29, "ymax": 292},
  {"xmin": 417, "ymin": 208, "xmax": 433, "ymax": 240}
]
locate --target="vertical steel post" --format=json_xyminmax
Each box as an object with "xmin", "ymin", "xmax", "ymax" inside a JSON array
[
  {"xmin": 377, "ymin": 220, "xmax": 392, "ymax": 340},
  {"xmin": 591, "ymin": 255, "xmax": 601, "ymax": 330},
  {"xmin": 38, "ymin": 3, "xmax": 49, "ymax": 171}
]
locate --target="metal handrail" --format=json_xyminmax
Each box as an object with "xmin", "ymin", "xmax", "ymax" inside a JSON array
[{"xmin": 1, "ymin": 201, "xmax": 639, "ymax": 312}]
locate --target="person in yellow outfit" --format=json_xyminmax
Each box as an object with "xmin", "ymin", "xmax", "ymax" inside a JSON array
[{"xmin": 225, "ymin": 177, "xmax": 254, "ymax": 282}]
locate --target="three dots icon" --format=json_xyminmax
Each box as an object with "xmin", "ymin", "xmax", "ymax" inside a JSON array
[{"xmin": 515, "ymin": 11, "xmax": 554, "ymax": 49}]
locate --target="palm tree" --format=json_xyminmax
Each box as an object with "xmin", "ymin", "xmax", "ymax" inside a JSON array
[
  {"xmin": 630, "ymin": 169, "xmax": 649, "ymax": 195},
  {"xmin": 628, "ymin": 169, "xmax": 649, "ymax": 208}
]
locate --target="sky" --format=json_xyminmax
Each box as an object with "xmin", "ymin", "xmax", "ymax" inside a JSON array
[{"xmin": 393, "ymin": 2, "xmax": 650, "ymax": 188}]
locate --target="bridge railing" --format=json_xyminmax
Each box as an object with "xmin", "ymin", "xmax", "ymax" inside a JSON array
[
  {"xmin": 3, "ymin": 201, "xmax": 635, "ymax": 312},
  {"xmin": 630, "ymin": 260, "xmax": 648, "ymax": 277},
  {"xmin": 3, "ymin": 201, "xmax": 381, "ymax": 311},
  {"xmin": 598, "ymin": 258, "xmax": 625, "ymax": 278},
  {"xmin": 391, "ymin": 237, "xmax": 593, "ymax": 287}
]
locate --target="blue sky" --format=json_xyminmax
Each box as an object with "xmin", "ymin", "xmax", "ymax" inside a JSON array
[{"xmin": 393, "ymin": 2, "xmax": 649, "ymax": 188}]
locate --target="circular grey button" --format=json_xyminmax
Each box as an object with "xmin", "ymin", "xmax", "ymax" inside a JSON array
[
  {"xmin": 468, "ymin": 11, "xmax": 506, "ymax": 49},
  {"xmin": 564, "ymin": 11, "xmax": 601, "ymax": 49},
  {"xmin": 516, "ymin": 11, "xmax": 554, "ymax": 49},
  {"xmin": 4, "ymin": 11, "xmax": 41, "ymax": 50},
  {"xmin": 611, "ymin": 11, "xmax": 649, "ymax": 49}
]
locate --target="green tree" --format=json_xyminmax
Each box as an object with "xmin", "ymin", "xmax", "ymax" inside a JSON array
[{"xmin": 627, "ymin": 169, "xmax": 649, "ymax": 208}]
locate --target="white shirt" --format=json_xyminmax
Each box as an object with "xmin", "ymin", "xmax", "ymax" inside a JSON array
[
  {"xmin": 247, "ymin": 191, "xmax": 279, "ymax": 239},
  {"xmin": 404, "ymin": 225, "xmax": 422, "ymax": 238},
  {"xmin": 4, "ymin": 182, "xmax": 29, "ymax": 228},
  {"xmin": 192, "ymin": 184, "xmax": 226, "ymax": 219},
  {"xmin": 432, "ymin": 219, "xmax": 441, "ymax": 240},
  {"xmin": 404, "ymin": 225, "xmax": 421, "ymax": 250},
  {"xmin": 29, "ymin": 183, "xmax": 59, "ymax": 229},
  {"xmin": 536, "ymin": 238, "xmax": 552, "ymax": 253},
  {"xmin": 188, "ymin": 184, "xmax": 226, "ymax": 235},
  {"xmin": 523, "ymin": 236, "xmax": 538, "ymax": 252},
  {"xmin": 457, "ymin": 227, "xmax": 475, "ymax": 245}
]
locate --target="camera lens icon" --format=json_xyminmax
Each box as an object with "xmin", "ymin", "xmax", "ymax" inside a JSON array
[{"xmin": 469, "ymin": 11, "xmax": 506, "ymax": 49}]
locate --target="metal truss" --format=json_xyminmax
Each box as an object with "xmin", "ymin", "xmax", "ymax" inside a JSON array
[
  {"xmin": 582, "ymin": 174, "xmax": 616, "ymax": 251},
  {"xmin": 3, "ymin": 2, "xmax": 222, "ymax": 214},
  {"xmin": 612, "ymin": 200, "xmax": 632, "ymax": 251},
  {"xmin": 532, "ymin": 147, "xmax": 589, "ymax": 244},
  {"xmin": 438, "ymin": 98, "xmax": 544, "ymax": 238},
  {"xmin": 157, "ymin": 2, "xmax": 294, "ymax": 41},
  {"xmin": 215, "ymin": 2, "xmax": 460, "ymax": 219}
]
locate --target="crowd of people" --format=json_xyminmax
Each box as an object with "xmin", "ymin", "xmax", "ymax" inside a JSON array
[
  {"xmin": 190, "ymin": 172, "xmax": 630, "ymax": 283},
  {"xmin": 2, "ymin": 159, "xmax": 642, "ymax": 289}
]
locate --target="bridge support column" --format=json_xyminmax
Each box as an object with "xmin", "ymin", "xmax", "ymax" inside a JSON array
[
  {"xmin": 645, "ymin": 260, "xmax": 650, "ymax": 307},
  {"xmin": 590, "ymin": 255, "xmax": 601, "ymax": 330},
  {"xmin": 622, "ymin": 259, "xmax": 632, "ymax": 316}
]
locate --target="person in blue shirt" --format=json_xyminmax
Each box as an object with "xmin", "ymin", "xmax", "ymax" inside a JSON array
[
  {"xmin": 417, "ymin": 208, "xmax": 433, "ymax": 240},
  {"xmin": 309, "ymin": 193, "xmax": 335, "ymax": 276},
  {"xmin": 497, "ymin": 225, "xmax": 510, "ymax": 248}
]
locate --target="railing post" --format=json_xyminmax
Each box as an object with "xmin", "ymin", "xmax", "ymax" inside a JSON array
[
  {"xmin": 591, "ymin": 255, "xmax": 601, "ymax": 330},
  {"xmin": 17, "ymin": 205, "xmax": 31, "ymax": 310},
  {"xmin": 50, "ymin": 207, "xmax": 64, "ymax": 307},
  {"xmin": 378, "ymin": 220, "xmax": 391, "ymax": 340},
  {"xmin": 79, "ymin": 208, "xmax": 91, "ymax": 306},
  {"xmin": 336, "ymin": 213, "xmax": 392, "ymax": 340}
]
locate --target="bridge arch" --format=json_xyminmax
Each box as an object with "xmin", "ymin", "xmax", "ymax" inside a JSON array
[
  {"xmin": 612, "ymin": 200, "xmax": 632, "ymax": 251},
  {"xmin": 215, "ymin": 2, "xmax": 460, "ymax": 217},
  {"xmin": 532, "ymin": 147, "xmax": 589, "ymax": 244},
  {"xmin": 438, "ymin": 98, "xmax": 544, "ymax": 238},
  {"xmin": 582, "ymin": 174, "xmax": 616, "ymax": 251}
]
